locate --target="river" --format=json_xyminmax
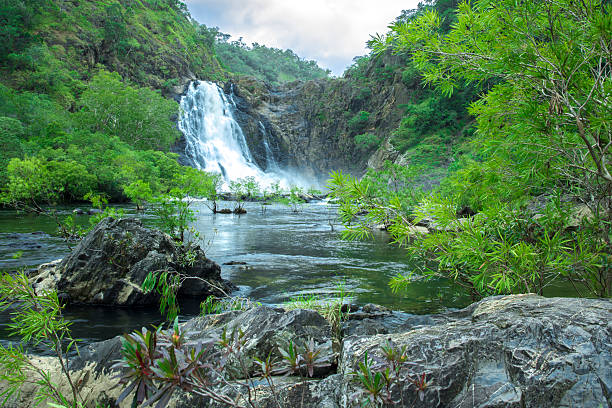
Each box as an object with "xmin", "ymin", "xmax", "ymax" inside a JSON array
[{"xmin": 0, "ymin": 201, "xmax": 474, "ymax": 345}]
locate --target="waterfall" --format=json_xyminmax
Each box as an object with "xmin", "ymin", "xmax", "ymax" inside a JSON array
[
  {"xmin": 178, "ymin": 80, "xmax": 316, "ymax": 189},
  {"xmin": 258, "ymin": 120, "xmax": 280, "ymax": 174}
]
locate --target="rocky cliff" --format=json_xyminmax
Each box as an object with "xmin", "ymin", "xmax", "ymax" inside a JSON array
[{"xmin": 201, "ymin": 53, "xmax": 418, "ymax": 182}]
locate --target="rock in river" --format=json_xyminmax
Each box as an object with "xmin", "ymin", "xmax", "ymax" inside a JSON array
[{"xmin": 30, "ymin": 217, "xmax": 235, "ymax": 306}]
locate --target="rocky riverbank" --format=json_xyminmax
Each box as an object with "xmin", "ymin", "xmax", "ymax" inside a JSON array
[{"xmin": 3, "ymin": 294, "xmax": 610, "ymax": 407}]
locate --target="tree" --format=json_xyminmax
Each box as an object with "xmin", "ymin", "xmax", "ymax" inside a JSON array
[
  {"xmin": 1, "ymin": 157, "xmax": 56, "ymax": 211},
  {"xmin": 153, "ymin": 168, "xmax": 220, "ymax": 242},
  {"xmin": 0, "ymin": 117, "xmax": 25, "ymax": 186},
  {"xmin": 78, "ymin": 70, "xmax": 180, "ymax": 151},
  {"xmin": 123, "ymin": 180, "xmax": 153, "ymax": 210},
  {"xmin": 371, "ymin": 0, "xmax": 611, "ymax": 207},
  {"xmin": 330, "ymin": 0, "xmax": 611, "ymax": 299}
]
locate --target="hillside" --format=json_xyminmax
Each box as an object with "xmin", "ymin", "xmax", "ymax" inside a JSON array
[
  {"xmin": 228, "ymin": 0, "xmax": 476, "ymax": 184},
  {"xmin": 0, "ymin": 0, "xmax": 231, "ymax": 204},
  {"xmin": 214, "ymin": 34, "xmax": 331, "ymax": 85}
]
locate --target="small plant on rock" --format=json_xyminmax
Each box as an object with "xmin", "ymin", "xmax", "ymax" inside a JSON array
[
  {"xmin": 115, "ymin": 319, "xmax": 334, "ymax": 408},
  {"xmin": 350, "ymin": 340, "xmax": 428, "ymax": 407}
]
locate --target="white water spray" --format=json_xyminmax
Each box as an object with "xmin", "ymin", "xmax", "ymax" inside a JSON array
[{"xmin": 178, "ymin": 81, "xmax": 309, "ymax": 189}]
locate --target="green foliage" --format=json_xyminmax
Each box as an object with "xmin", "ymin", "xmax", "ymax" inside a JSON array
[
  {"xmin": 351, "ymin": 341, "xmax": 427, "ymax": 407},
  {"xmin": 115, "ymin": 318, "xmax": 333, "ymax": 408},
  {"xmin": 0, "ymin": 270, "xmax": 84, "ymax": 406},
  {"xmin": 392, "ymin": 86, "xmax": 476, "ymax": 161},
  {"xmin": 328, "ymin": 168, "xmax": 424, "ymax": 241},
  {"xmin": 228, "ymin": 176, "xmax": 261, "ymax": 213},
  {"xmin": 151, "ymin": 166, "xmax": 218, "ymax": 242},
  {"xmin": 283, "ymin": 283, "xmax": 353, "ymax": 340},
  {"xmin": 354, "ymin": 133, "xmax": 381, "ymax": 151},
  {"xmin": 142, "ymin": 269, "xmax": 181, "ymax": 321},
  {"xmin": 328, "ymin": 0, "xmax": 612, "ymax": 301},
  {"xmin": 78, "ymin": 70, "xmax": 180, "ymax": 151},
  {"xmin": 1, "ymin": 157, "xmax": 57, "ymax": 208},
  {"xmin": 1, "ymin": 156, "xmax": 97, "ymax": 207},
  {"xmin": 347, "ymin": 111, "xmax": 371, "ymax": 133},
  {"xmin": 241, "ymin": 176, "xmax": 260, "ymax": 198},
  {"xmin": 123, "ymin": 180, "xmax": 153, "ymax": 210},
  {"xmin": 393, "ymin": 195, "xmax": 608, "ymax": 298},
  {"xmin": 274, "ymin": 185, "xmax": 307, "ymax": 213},
  {"xmin": 0, "ymin": 0, "xmax": 225, "ymax": 203},
  {"xmin": 373, "ymin": 0, "xmax": 611, "ymax": 198},
  {"xmin": 200, "ymin": 296, "xmax": 261, "ymax": 315},
  {"xmin": 215, "ymin": 34, "xmax": 330, "ymax": 85},
  {"xmin": 0, "ymin": 117, "xmax": 25, "ymax": 185}
]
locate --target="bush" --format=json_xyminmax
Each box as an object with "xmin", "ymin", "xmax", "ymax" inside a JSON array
[
  {"xmin": 347, "ymin": 111, "xmax": 371, "ymax": 133},
  {"xmin": 354, "ymin": 133, "xmax": 381, "ymax": 151}
]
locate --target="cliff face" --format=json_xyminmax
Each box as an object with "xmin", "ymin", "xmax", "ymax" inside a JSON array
[{"xmin": 224, "ymin": 53, "xmax": 416, "ymax": 181}]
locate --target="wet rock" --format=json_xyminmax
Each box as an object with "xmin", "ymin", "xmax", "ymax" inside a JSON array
[
  {"xmin": 87, "ymin": 208, "xmax": 102, "ymax": 215},
  {"xmin": 215, "ymin": 208, "xmax": 232, "ymax": 214},
  {"xmin": 233, "ymin": 208, "xmax": 247, "ymax": 215},
  {"xmin": 72, "ymin": 208, "xmax": 85, "ymax": 215},
  {"xmin": 30, "ymin": 217, "xmax": 235, "ymax": 306},
  {"xmin": 184, "ymin": 306, "xmax": 335, "ymax": 378},
  {"xmin": 566, "ymin": 204, "xmax": 595, "ymax": 229},
  {"xmin": 340, "ymin": 295, "xmax": 612, "ymax": 408},
  {"xmin": 361, "ymin": 303, "xmax": 391, "ymax": 314},
  {"xmin": 5, "ymin": 295, "xmax": 610, "ymax": 407},
  {"xmin": 223, "ymin": 261, "xmax": 247, "ymax": 265},
  {"xmin": 340, "ymin": 303, "xmax": 359, "ymax": 314}
]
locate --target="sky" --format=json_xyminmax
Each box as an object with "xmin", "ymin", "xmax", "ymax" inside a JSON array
[{"xmin": 184, "ymin": 0, "xmax": 421, "ymax": 76}]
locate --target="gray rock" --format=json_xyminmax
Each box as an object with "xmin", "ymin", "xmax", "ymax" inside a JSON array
[
  {"xmin": 31, "ymin": 217, "xmax": 235, "ymax": 306},
  {"xmin": 5, "ymin": 295, "xmax": 610, "ymax": 407},
  {"xmin": 183, "ymin": 306, "xmax": 335, "ymax": 378},
  {"xmin": 340, "ymin": 294, "xmax": 612, "ymax": 408}
]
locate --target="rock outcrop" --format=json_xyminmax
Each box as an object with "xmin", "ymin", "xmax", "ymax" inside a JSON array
[
  {"xmin": 4, "ymin": 295, "xmax": 611, "ymax": 407},
  {"xmin": 30, "ymin": 217, "xmax": 235, "ymax": 306}
]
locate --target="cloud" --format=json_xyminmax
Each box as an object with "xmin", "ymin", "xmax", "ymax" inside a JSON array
[{"xmin": 185, "ymin": 0, "xmax": 420, "ymax": 75}]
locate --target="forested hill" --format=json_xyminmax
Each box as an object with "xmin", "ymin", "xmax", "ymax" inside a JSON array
[
  {"xmin": 0, "ymin": 0, "xmax": 229, "ymax": 204},
  {"xmin": 1, "ymin": 0, "xmax": 225, "ymax": 95},
  {"xmin": 214, "ymin": 34, "xmax": 331, "ymax": 85},
  {"xmin": 0, "ymin": 0, "xmax": 330, "ymax": 205}
]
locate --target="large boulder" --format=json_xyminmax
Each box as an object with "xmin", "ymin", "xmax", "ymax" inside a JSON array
[
  {"xmin": 31, "ymin": 217, "xmax": 235, "ymax": 306},
  {"xmin": 183, "ymin": 306, "xmax": 335, "ymax": 377}
]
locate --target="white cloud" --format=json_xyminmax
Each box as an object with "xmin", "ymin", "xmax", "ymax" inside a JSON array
[{"xmin": 185, "ymin": 0, "xmax": 420, "ymax": 75}]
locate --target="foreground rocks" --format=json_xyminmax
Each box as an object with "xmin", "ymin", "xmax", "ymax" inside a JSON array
[
  {"xmin": 30, "ymin": 217, "xmax": 235, "ymax": 306},
  {"xmin": 4, "ymin": 295, "xmax": 611, "ymax": 407}
]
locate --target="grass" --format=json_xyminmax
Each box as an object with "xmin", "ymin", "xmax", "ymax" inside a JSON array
[{"xmin": 283, "ymin": 283, "xmax": 354, "ymax": 341}]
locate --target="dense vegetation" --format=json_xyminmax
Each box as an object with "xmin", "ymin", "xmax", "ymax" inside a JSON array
[
  {"xmin": 338, "ymin": 0, "xmax": 477, "ymax": 169},
  {"xmin": 214, "ymin": 33, "xmax": 331, "ymax": 85},
  {"xmin": 0, "ymin": 0, "xmax": 610, "ymax": 406},
  {"xmin": 0, "ymin": 0, "xmax": 230, "ymax": 205},
  {"xmin": 0, "ymin": 0, "xmax": 337, "ymax": 207},
  {"xmin": 331, "ymin": 0, "xmax": 611, "ymax": 299}
]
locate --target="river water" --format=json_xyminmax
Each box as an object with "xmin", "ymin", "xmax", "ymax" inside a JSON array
[{"xmin": 0, "ymin": 201, "xmax": 475, "ymax": 345}]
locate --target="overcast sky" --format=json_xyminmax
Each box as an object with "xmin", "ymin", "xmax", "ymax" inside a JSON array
[{"xmin": 184, "ymin": 0, "xmax": 420, "ymax": 76}]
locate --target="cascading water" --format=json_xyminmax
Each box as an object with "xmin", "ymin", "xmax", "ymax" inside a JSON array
[
  {"xmin": 258, "ymin": 120, "xmax": 280, "ymax": 174},
  {"xmin": 178, "ymin": 81, "xmax": 268, "ymax": 184},
  {"xmin": 178, "ymin": 80, "xmax": 318, "ymax": 189}
]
